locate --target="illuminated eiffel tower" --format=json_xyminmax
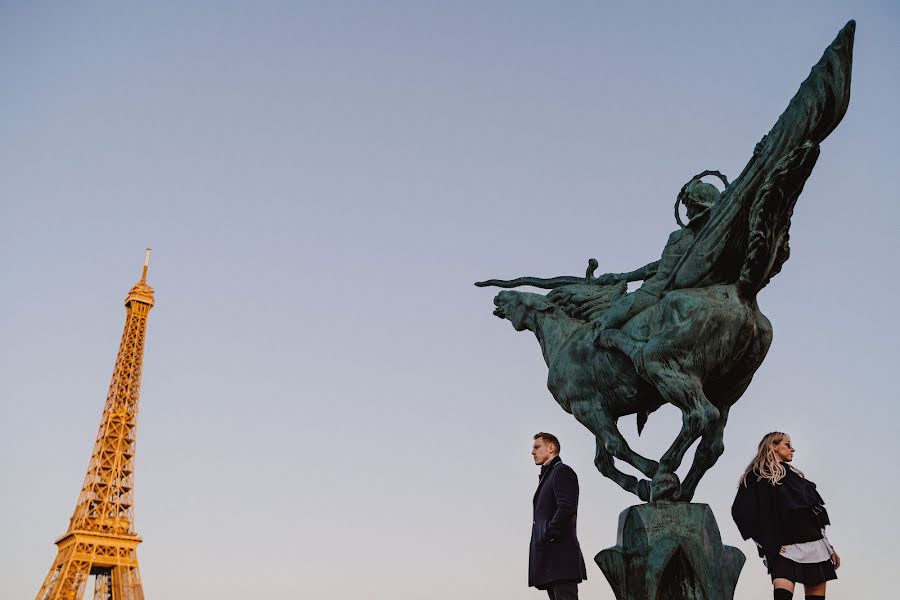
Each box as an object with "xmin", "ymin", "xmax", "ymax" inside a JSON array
[{"xmin": 35, "ymin": 250, "xmax": 155, "ymax": 600}]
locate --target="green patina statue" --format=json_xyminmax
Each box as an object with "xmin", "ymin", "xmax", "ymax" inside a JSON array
[
  {"xmin": 477, "ymin": 22, "xmax": 855, "ymax": 507},
  {"xmin": 479, "ymin": 23, "xmax": 855, "ymax": 598}
]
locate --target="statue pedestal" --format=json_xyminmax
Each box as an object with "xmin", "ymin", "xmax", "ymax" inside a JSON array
[{"xmin": 596, "ymin": 503, "xmax": 745, "ymax": 600}]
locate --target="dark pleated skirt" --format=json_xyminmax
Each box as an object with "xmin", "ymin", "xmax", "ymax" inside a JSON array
[{"xmin": 768, "ymin": 554, "xmax": 837, "ymax": 585}]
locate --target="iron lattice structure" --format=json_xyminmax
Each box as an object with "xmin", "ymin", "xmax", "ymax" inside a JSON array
[{"xmin": 36, "ymin": 251, "xmax": 155, "ymax": 600}]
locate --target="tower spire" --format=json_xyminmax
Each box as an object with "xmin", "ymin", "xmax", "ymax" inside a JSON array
[
  {"xmin": 35, "ymin": 252, "xmax": 155, "ymax": 600},
  {"xmin": 140, "ymin": 248, "xmax": 150, "ymax": 284}
]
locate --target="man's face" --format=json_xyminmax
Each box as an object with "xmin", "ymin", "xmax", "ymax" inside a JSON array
[{"xmin": 532, "ymin": 437, "xmax": 556, "ymax": 465}]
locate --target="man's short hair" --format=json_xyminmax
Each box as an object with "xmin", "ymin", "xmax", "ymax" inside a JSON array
[{"xmin": 534, "ymin": 432, "xmax": 561, "ymax": 454}]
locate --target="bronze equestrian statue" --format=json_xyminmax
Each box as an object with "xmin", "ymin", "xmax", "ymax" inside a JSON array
[{"xmin": 476, "ymin": 22, "xmax": 854, "ymax": 503}]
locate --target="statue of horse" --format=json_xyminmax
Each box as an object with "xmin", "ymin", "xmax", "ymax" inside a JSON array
[{"xmin": 477, "ymin": 22, "xmax": 854, "ymax": 502}]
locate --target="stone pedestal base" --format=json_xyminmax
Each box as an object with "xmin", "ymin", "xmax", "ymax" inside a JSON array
[{"xmin": 596, "ymin": 503, "xmax": 744, "ymax": 600}]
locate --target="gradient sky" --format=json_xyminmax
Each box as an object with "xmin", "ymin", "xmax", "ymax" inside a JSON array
[{"xmin": 1, "ymin": 3, "xmax": 897, "ymax": 599}]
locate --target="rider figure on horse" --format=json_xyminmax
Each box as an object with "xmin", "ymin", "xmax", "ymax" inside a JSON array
[{"xmin": 591, "ymin": 175, "xmax": 724, "ymax": 348}]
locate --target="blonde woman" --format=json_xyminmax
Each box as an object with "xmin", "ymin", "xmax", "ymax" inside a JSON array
[{"xmin": 731, "ymin": 433, "xmax": 839, "ymax": 600}]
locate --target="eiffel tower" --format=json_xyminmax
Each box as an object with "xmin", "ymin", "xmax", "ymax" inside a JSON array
[{"xmin": 35, "ymin": 250, "xmax": 155, "ymax": 600}]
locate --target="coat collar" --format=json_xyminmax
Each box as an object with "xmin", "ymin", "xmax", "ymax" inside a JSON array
[
  {"xmin": 534, "ymin": 456, "xmax": 562, "ymax": 502},
  {"xmin": 538, "ymin": 455, "xmax": 562, "ymax": 480}
]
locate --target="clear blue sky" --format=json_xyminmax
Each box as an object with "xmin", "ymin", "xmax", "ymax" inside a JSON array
[{"xmin": 1, "ymin": 3, "xmax": 897, "ymax": 599}]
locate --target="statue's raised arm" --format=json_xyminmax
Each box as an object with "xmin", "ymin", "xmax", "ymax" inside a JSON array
[{"xmin": 472, "ymin": 257, "xmax": 658, "ymax": 290}]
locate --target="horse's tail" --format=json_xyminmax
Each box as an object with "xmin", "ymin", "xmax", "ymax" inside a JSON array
[{"xmin": 737, "ymin": 141, "xmax": 820, "ymax": 301}]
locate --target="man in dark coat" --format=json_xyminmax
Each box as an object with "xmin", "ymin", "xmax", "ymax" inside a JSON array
[{"xmin": 530, "ymin": 432, "xmax": 587, "ymax": 600}]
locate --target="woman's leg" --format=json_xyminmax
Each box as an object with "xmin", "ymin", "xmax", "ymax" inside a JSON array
[
  {"xmin": 804, "ymin": 580, "xmax": 826, "ymax": 598},
  {"xmin": 773, "ymin": 578, "xmax": 794, "ymax": 598}
]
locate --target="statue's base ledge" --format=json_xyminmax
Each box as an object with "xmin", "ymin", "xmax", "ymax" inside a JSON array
[{"xmin": 596, "ymin": 503, "xmax": 745, "ymax": 600}]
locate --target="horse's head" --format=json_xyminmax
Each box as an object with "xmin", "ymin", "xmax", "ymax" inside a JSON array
[{"xmin": 493, "ymin": 290, "xmax": 554, "ymax": 332}]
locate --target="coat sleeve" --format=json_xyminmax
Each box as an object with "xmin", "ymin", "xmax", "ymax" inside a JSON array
[
  {"xmin": 545, "ymin": 466, "xmax": 578, "ymax": 542},
  {"xmin": 731, "ymin": 481, "xmax": 758, "ymax": 542},
  {"xmin": 732, "ymin": 476, "xmax": 781, "ymax": 561}
]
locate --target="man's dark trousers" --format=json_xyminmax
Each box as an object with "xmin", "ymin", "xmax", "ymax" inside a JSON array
[
  {"xmin": 529, "ymin": 456, "xmax": 587, "ymax": 597},
  {"xmin": 545, "ymin": 581, "xmax": 578, "ymax": 600}
]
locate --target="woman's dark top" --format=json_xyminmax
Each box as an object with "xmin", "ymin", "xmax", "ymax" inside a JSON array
[{"xmin": 731, "ymin": 463, "xmax": 830, "ymax": 564}]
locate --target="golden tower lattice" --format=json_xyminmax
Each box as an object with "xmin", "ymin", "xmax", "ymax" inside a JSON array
[{"xmin": 36, "ymin": 250, "xmax": 155, "ymax": 600}]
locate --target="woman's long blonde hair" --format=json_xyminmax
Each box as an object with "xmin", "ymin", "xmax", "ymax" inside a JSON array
[{"xmin": 739, "ymin": 431, "xmax": 803, "ymax": 486}]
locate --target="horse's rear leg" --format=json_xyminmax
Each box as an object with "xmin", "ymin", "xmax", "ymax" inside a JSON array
[
  {"xmin": 643, "ymin": 367, "xmax": 718, "ymax": 500},
  {"xmin": 679, "ymin": 376, "xmax": 750, "ymax": 501},
  {"xmin": 571, "ymin": 400, "xmax": 659, "ymax": 478},
  {"xmin": 679, "ymin": 403, "xmax": 731, "ymax": 502}
]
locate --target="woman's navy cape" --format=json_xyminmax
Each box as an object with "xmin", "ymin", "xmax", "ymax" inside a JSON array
[{"xmin": 731, "ymin": 465, "xmax": 830, "ymax": 564}]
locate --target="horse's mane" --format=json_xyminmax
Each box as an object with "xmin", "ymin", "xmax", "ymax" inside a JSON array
[{"xmin": 546, "ymin": 282, "xmax": 627, "ymax": 323}]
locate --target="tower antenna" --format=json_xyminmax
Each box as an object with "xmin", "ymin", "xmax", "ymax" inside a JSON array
[{"xmin": 141, "ymin": 247, "xmax": 151, "ymax": 283}]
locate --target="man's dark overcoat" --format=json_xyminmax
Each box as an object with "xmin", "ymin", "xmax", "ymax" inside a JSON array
[{"xmin": 529, "ymin": 456, "xmax": 587, "ymax": 589}]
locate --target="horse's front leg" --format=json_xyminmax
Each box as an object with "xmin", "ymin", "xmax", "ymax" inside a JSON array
[
  {"xmin": 591, "ymin": 437, "xmax": 648, "ymax": 500},
  {"xmin": 571, "ymin": 400, "xmax": 659, "ymax": 480}
]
